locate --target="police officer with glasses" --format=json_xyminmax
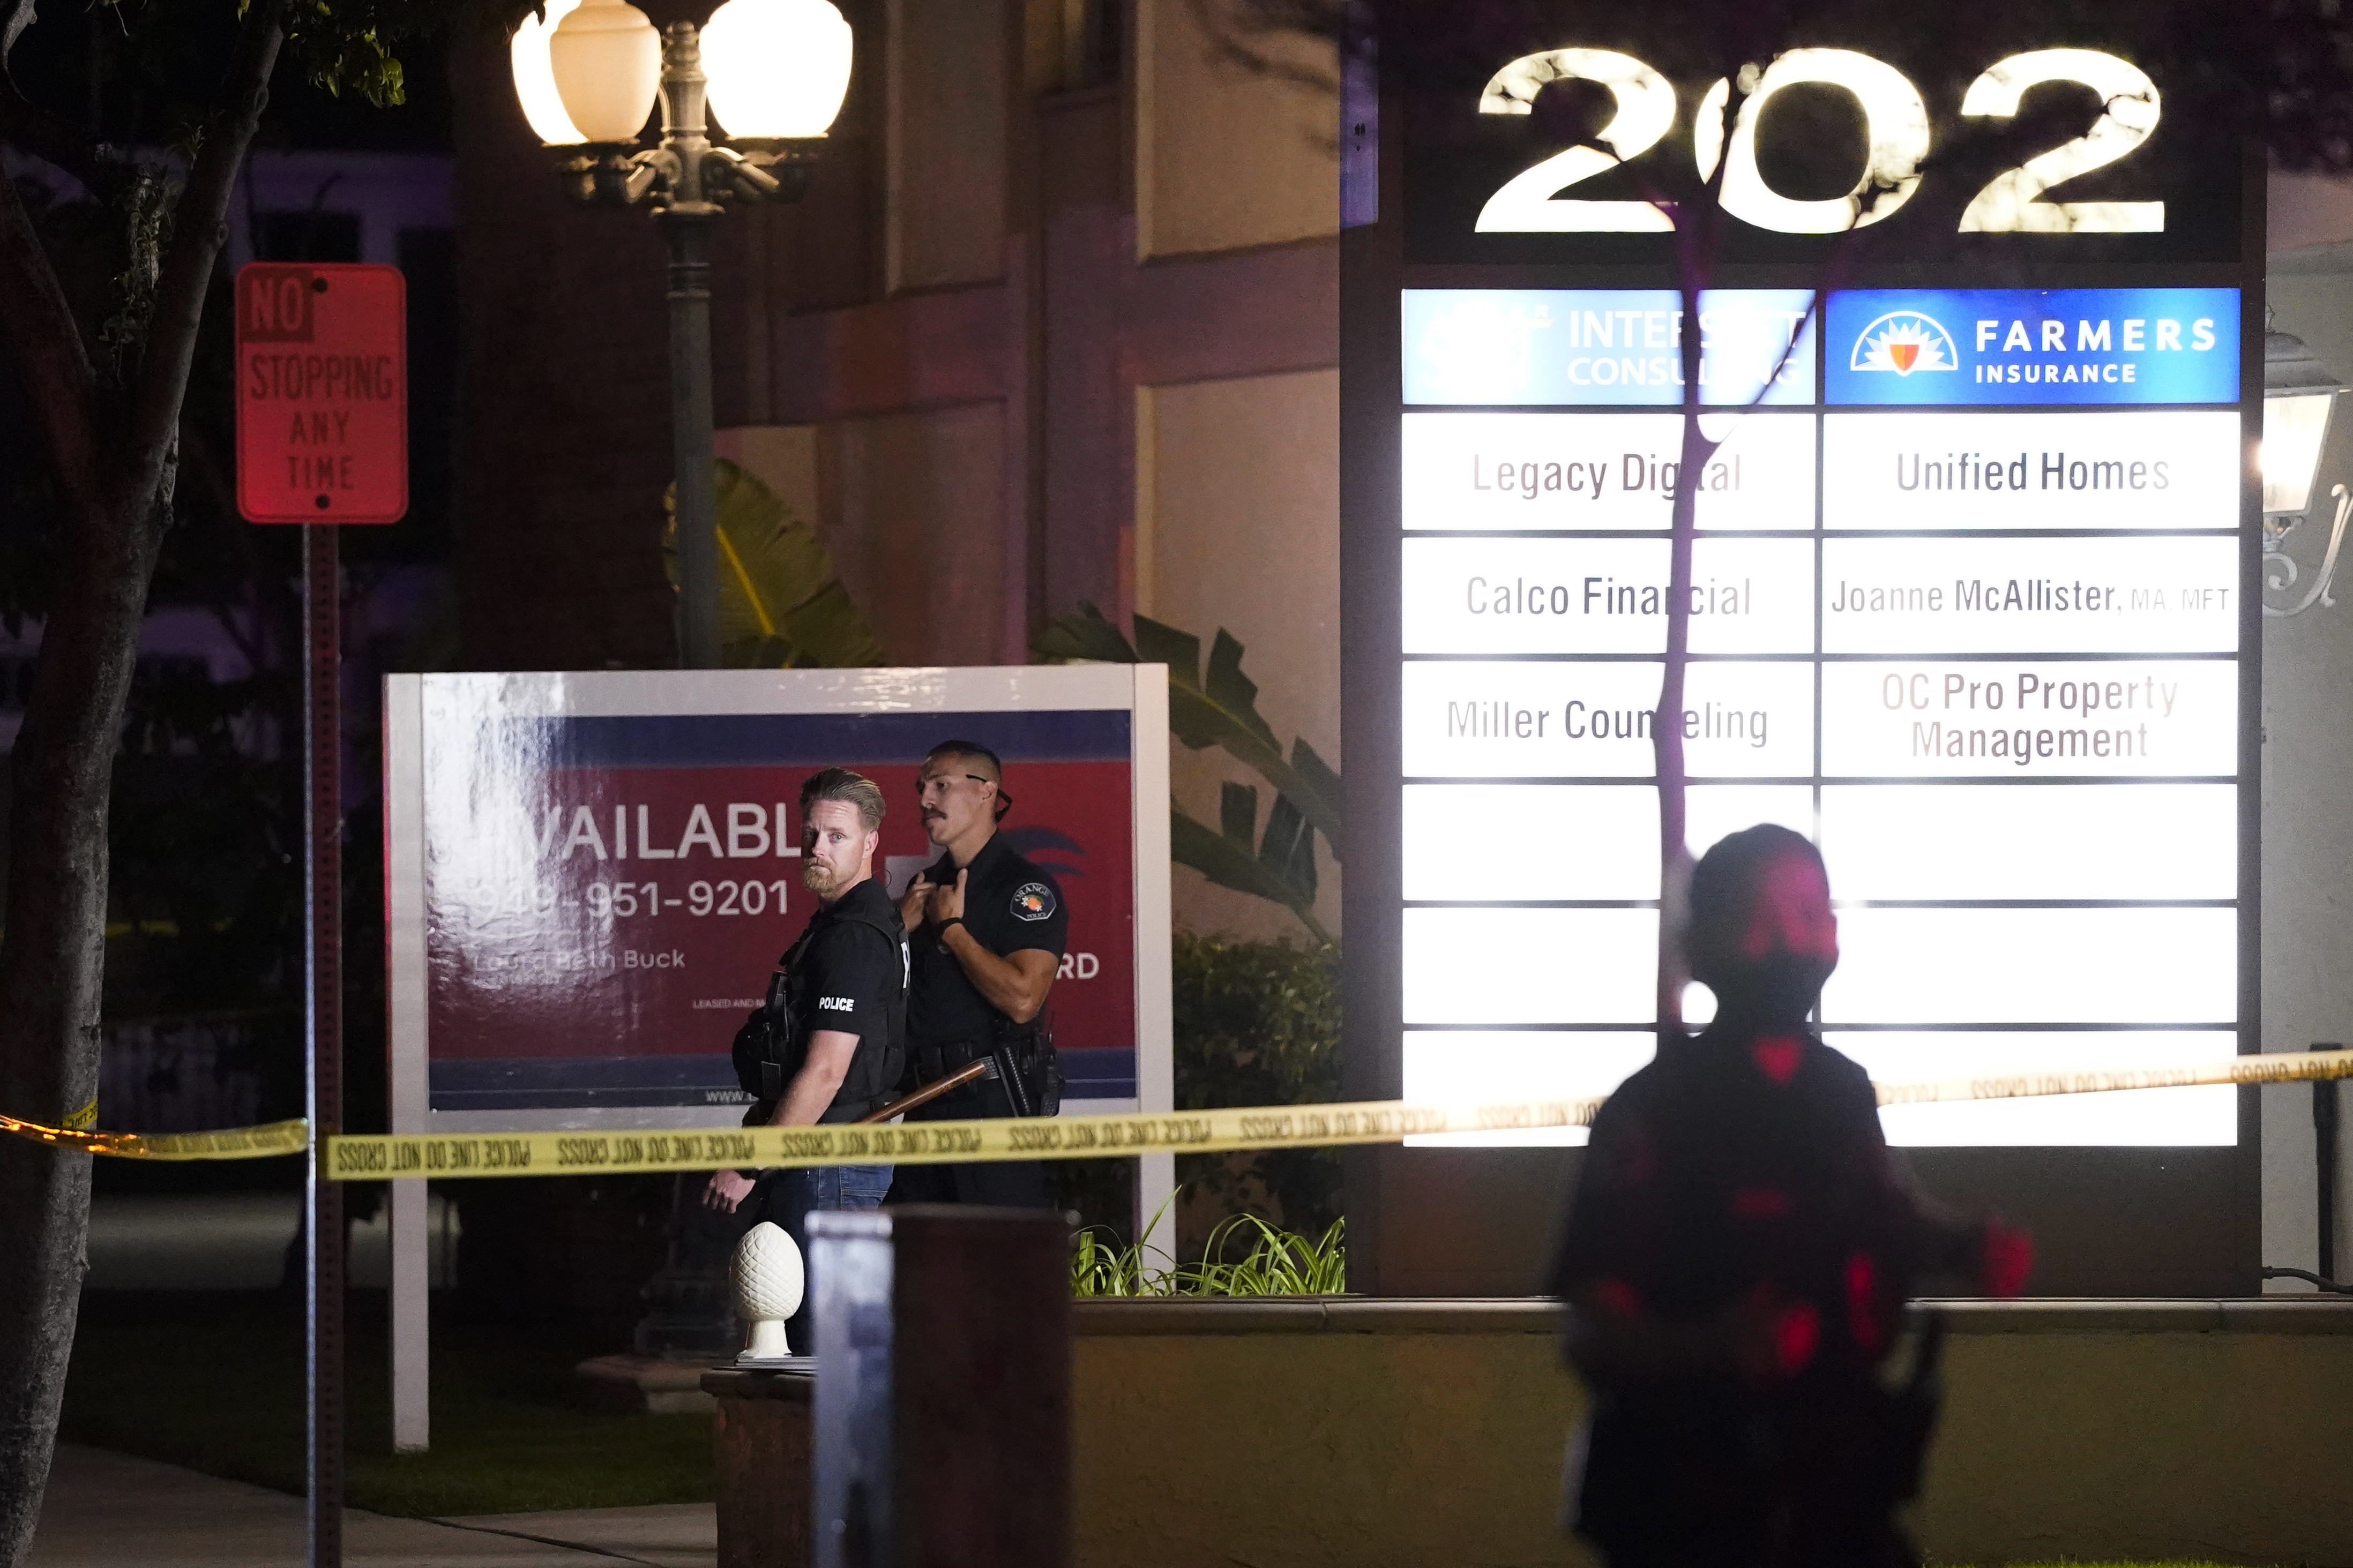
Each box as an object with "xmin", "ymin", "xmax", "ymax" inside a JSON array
[{"xmin": 886, "ymin": 740, "xmax": 1065, "ymax": 1208}]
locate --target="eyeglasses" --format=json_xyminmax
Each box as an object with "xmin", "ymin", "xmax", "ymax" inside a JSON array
[{"xmin": 914, "ymin": 773, "xmax": 1013, "ymax": 812}]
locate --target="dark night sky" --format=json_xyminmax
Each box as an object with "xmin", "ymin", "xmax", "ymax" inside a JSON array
[{"xmin": 5, "ymin": 4, "xmax": 453, "ymax": 157}]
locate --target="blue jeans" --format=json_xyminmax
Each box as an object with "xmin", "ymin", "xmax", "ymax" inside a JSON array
[{"xmin": 762, "ymin": 1162, "xmax": 891, "ymax": 1354}]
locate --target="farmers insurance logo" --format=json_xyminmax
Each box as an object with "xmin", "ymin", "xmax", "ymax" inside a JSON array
[{"xmin": 1849, "ymin": 311, "xmax": 1958, "ymax": 377}]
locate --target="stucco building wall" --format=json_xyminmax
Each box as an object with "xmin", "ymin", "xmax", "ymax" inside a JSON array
[{"xmin": 451, "ymin": 0, "xmax": 1340, "ymax": 940}]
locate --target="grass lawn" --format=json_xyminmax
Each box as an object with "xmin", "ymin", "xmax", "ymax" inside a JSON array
[{"xmin": 60, "ymin": 1292, "xmax": 712, "ymax": 1517}]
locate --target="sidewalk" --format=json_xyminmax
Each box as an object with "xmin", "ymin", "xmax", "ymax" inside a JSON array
[{"xmin": 28, "ymin": 1444, "xmax": 716, "ymax": 1567}]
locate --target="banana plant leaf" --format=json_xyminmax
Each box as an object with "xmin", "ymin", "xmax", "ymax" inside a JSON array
[
  {"xmin": 1035, "ymin": 602, "xmax": 1342, "ymax": 859},
  {"xmin": 1170, "ymin": 783, "xmax": 1329, "ymax": 946},
  {"xmin": 664, "ymin": 460, "xmax": 885, "ymax": 669}
]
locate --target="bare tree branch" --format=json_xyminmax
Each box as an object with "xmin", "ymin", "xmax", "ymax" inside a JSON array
[
  {"xmin": 119, "ymin": 0, "xmax": 285, "ymax": 504},
  {"xmin": 1189, "ymin": 0, "xmax": 1344, "ymax": 97},
  {"xmin": 0, "ymin": 169, "xmax": 101, "ymax": 514},
  {"xmin": 0, "ymin": 0, "xmax": 29, "ymax": 67},
  {"xmin": 0, "ymin": 0, "xmax": 123, "ymax": 198}
]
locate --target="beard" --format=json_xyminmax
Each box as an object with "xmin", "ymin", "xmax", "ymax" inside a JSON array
[{"xmin": 802, "ymin": 858, "xmax": 842, "ymax": 896}]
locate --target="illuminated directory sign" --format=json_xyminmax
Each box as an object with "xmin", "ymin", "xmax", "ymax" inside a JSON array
[{"xmin": 1396, "ymin": 285, "xmax": 2244, "ymax": 1146}]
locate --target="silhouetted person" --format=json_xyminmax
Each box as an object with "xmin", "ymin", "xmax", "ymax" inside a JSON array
[{"xmin": 1550, "ymin": 824, "xmax": 2031, "ymax": 1568}]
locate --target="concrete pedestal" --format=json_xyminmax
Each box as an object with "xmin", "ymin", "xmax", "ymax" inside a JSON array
[
  {"xmin": 577, "ymin": 1353, "xmax": 720, "ymax": 1414},
  {"xmin": 702, "ymin": 1365, "xmax": 815, "ymax": 1568}
]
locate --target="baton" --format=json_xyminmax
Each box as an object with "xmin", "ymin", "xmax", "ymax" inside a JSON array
[{"xmin": 854, "ymin": 1059, "xmax": 989, "ymax": 1124}]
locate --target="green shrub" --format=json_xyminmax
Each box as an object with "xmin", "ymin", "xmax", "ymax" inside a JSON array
[
  {"xmin": 1171, "ymin": 934, "xmax": 1342, "ymax": 1239},
  {"xmin": 1073, "ymin": 1211, "xmax": 1346, "ymax": 1297},
  {"xmin": 1047, "ymin": 935, "xmax": 1343, "ymax": 1255}
]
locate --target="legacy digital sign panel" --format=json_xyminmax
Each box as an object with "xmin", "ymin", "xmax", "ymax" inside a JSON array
[{"xmin": 1396, "ymin": 285, "xmax": 2246, "ymax": 1146}]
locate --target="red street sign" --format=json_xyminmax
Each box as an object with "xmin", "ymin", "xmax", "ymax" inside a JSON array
[{"xmin": 235, "ymin": 262, "xmax": 407, "ymax": 524}]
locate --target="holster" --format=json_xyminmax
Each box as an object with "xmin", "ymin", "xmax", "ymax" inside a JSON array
[
  {"xmin": 991, "ymin": 1014, "xmax": 1062, "ymax": 1118},
  {"xmin": 913, "ymin": 1039, "xmax": 1000, "ymax": 1087}
]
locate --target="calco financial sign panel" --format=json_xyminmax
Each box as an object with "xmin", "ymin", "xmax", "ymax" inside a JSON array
[{"xmin": 1399, "ymin": 286, "xmax": 2243, "ymax": 1146}]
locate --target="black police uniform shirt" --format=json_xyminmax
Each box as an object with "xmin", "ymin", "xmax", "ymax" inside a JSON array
[
  {"xmin": 907, "ymin": 830, "xmax": 1068, "ymax": 1051},
  {"xmin": 788, "ymin": 875, "xmax": 907, "ymax": 1123}
]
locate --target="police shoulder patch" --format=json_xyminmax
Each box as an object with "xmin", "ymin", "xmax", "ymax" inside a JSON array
[{"xmin": 1010, "ymin": 881, "xmax": 1057, "ymax": 921}]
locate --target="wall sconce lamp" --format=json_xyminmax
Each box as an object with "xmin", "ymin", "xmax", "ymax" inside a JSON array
[{"xmin": 2263, "ymin": 318, "xmax": 2349, "ymax": 619}]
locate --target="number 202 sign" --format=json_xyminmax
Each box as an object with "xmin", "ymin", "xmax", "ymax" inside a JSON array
[{"xmin": 1477, "ymin": 47, "xmax": 2161, "ymax": 236}]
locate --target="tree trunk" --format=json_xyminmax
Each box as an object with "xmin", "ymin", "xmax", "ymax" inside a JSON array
[
  {"xmin": 0, "ymin": 5, "xmax": 282, "ymax": 1557},
  {"xmin": 1653, "ymin": 258, "xmax": 1719, "ymax": 1030},
  {"xmin": 0, "ymin": 483, "xmax": 170, "ymax": 1564}
]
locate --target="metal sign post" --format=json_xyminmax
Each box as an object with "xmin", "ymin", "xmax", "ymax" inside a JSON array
[
  {"xmin": 304, "ymin": 522, "xmax": 344, "ymax": 1568},
  {"xmin": 236, "ymin": 260, "xmax": 406, "ymax": 1568}
]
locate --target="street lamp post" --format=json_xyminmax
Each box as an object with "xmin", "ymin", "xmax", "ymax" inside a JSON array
[{"xmin": 512, "ymin": 0, "xmax": 853, "ymax": 667}]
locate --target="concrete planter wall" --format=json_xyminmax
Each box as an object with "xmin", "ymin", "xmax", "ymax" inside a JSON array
[{"xmin": 1068, "ymin": 1297, "xmax": 2353, "ymax": 1567}]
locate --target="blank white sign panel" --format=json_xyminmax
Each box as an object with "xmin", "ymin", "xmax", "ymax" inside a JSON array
[
  {"xmin": 1405, "ymin": 783, "xmax": 1814, "ymax": 902},
  {"xmin": 1402, "ymin": 1032, "xmax": 1660, "ymax": 1147},
  {"xmin": 1819, "ymin": 784, "xmax": 2234, "ymax": 901},
  {"xmin": 1402, "ymin": 908, "xmax": 1658, "ymax": 1025},
  {"xmin": 1831, "ymin": 1033, "xmax": 2236, "ymax": 1146},
  {"xmin": 1399, "ymin": 288, "xmax": 2242, "ymax": 1149},
  {"xmin": 1824, "ymin": 906, "xmax": 2237, "ymax": 1025}
]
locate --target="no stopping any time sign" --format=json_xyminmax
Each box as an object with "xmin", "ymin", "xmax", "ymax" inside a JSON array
[{"xmin": 235, "ymin": 262, "xmax": 406, "ymax": 524}]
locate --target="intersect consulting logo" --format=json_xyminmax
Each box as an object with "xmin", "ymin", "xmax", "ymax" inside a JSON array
[{"xmin": 1848, "ymin": 310, "xmax": 1959, "ymax": 377}]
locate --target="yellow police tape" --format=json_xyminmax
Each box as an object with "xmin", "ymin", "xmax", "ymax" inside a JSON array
[
  {"xmin": 0, "ymin": 1109, "xmax": 311, "ymax": 1160},
  {"xmin": 13, "ymin": 1047, "xmax": 2353, "ymax": 1176}
]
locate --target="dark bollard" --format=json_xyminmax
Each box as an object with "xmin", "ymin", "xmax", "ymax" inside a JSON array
[
  {"xmin": 703, "ymin": 1362, "xmax": 816, "ymax": 1568},
  {"xmin": 809, "ymin": 1205, "xmax": 1071, "ymax": 1568}
]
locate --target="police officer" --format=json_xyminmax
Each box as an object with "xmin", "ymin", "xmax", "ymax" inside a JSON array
[
  {"xmin": 885, "ymin": 740, "xmax": 1065, "ymax": 1208},
  {"xmin": 704, "ymin": 767, "xmax": 908, "ymax": 1351}
]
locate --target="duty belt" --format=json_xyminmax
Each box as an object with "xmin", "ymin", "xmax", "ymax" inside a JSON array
[{"xmin": 914, "ymin": 1040, "xmax": 999, "ymax": 1086}]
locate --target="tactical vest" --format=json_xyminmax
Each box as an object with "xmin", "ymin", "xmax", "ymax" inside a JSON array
[{"xmin": 730, "ymin": 900, "xmax": 908, "ymax": 1124}]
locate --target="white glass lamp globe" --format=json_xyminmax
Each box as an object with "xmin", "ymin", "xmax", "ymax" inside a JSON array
[
  {"xmin": 2265, "ymin": 391, "xmax": 2337, "ymax": 517},
  {"xmin": 548, "ymin": 0, "xmax": 663, "ymax": 145},
  {"xmin": 731, "ymin": 1221, "xmax": 805, "ymax": 1360},
  {"xmin": 702, "ymin": 0, "xmax": 855, "ymax": 140},
  {"xmin": 509, "ymin": 0, "xmax": 588, "ymax": 146}
]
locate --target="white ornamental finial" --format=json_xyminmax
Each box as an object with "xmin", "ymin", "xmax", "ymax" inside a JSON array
[{"xmin": 730, "ymin": 1220, "xmax": 805, "ymax": 1361}]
